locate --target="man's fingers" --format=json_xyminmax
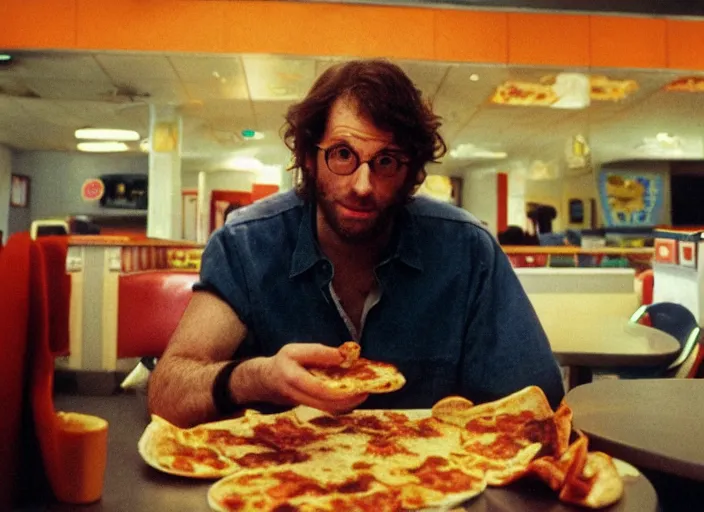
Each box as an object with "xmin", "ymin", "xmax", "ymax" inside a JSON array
[
  {"xmin": 282, "ymin": 343, "xmax": 343, "ymax": 367},
  {"xmin": 282, "ymin": 359, "xmax": 352, "ymax": 400},
  {"xmin": 285, "ymin": 386, "xmax": 369, "ymax": 414}
]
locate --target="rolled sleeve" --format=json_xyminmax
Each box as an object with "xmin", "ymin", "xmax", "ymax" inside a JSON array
[
  {"xmin": 461, "ymin": 229, "xmax": 565, "ymax": 409},
  {"xmin": 193, "ymin": 228, "xmax": 252, "ymax": 326}
]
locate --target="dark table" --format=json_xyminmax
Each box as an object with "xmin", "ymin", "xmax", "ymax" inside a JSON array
[
  {"xmin": 23, "ymin": 392, "xmax": 660, "ymax": 512},
  {"xmin": 566, "ymin": 379, "xmax": 704, "ymax": 482}
]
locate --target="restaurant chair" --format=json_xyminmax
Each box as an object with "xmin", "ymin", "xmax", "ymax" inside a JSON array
[
  {"xmin": 630, "ymin": 302, "xmax": 701, "ymax": 375},
  {"xmin": 30, "ymin": 219, "xmax": 70, "ymax": 239},
  {"xmin": 0, "ymin": 232, "xmax": 72, "ymax": 508},
  {"xmin": 116, "ymin": 270, "xmax": 198, "ymax": 359}
]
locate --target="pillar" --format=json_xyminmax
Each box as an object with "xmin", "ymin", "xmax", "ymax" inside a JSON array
[{"xmin": 147, "ymin": 105, "xmax": 182, "ymax": 240}]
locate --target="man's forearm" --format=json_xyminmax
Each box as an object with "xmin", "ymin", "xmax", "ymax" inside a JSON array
[{"xmin": 148, "ymin": 356, "xmax": 272, "ymax": 428}]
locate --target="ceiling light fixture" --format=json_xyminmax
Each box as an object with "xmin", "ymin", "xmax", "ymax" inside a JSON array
[
  {"xmin": 77, "ymin": 141, "xmax": 130, "ymax": 153},
  {"xmin": 75, "ymin": 128, "xmax": 140, "ymax": 141},
  {"xmin": 227, "ymin": 156, "xmax": 264, "ymax": 171},
  {"xmin": 0, "ymin": 54, "xmax": 12, "ymax": 62},
  {"xmin": 449, "ymin": 143, "xmax": 507, "ymax": 160},
  {"xmin": 469, "ymin": 73, "xmax": 480, "ymax": 82}
]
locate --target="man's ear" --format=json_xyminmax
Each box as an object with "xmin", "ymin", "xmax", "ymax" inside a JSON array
[{"xmin": 304, "ymin": 153, "xmax": 316, "ymax": 175}]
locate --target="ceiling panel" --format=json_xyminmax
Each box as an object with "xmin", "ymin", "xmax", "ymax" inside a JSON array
[
  {"xmin": 9, "ymin": 53, "xmax": 109, "ymax": 81},
  {"xmin": 242, "ymin": 55, "xmax": 316, "ymax": 101},
  {"xmin": 169, "ymin": 55, "xmax": 244, "ymax": 83},
  {"xmin": 96, "ymin": 54, "xmax": 180, "ymax": 83},
  {"xmin": 396, "ymin": 60, "xmax": 450, "ymax": 98},
  {"xmin": 20, "ymin": 78, "xmax": 116, "ymax": 101}
]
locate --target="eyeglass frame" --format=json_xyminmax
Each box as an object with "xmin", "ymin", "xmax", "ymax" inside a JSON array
[{"xmin": 315, "ymin": 143, "xmax": 411, "ymax": 178}]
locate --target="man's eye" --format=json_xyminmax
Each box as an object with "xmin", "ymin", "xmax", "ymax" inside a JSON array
[
  {"xmin": 331, "ymin": 146, "xmax": 354, "ymax": 161},
  {"xmin": 376, "ymin": 155, "xmax": 396, "ymax": 168}
]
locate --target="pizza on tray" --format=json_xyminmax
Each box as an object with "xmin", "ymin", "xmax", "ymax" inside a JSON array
[{"xmin": 139, "ymin": 379, "xmax": 625, "ymax": 511}]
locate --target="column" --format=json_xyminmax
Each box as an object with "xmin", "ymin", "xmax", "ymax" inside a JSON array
[{"xmin": 147, "ymin": 105, "xmax": 182, "ymax": 240}]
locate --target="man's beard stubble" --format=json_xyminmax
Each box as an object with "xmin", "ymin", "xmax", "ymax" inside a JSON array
[{"xmin": 313, "ymin": 176, "xmax": 407, "ymax": 245}]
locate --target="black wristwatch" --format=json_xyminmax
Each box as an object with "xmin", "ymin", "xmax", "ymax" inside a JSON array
[{"xmin": 211, "ymin": 360, "xmax": 242, "ymax": 416}]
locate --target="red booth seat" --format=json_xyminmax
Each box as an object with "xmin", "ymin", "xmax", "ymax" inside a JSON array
[{"xmin": 117, "ymin": 271, "xmax": 198, "ymax": 359}]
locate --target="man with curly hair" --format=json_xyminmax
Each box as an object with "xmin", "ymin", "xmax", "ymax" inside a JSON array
[{"xmin": 149, "ymin": 60, "xmax": 564, "ymax": 427}]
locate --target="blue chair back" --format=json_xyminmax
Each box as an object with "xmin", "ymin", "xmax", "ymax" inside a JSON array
[
  {"xmin": 642, "ymin": 302, "xmax": 701, "ymax": 370},
  {"xmin": 646, "ymin": 303, "xmax": 698, "ymax": 347}
]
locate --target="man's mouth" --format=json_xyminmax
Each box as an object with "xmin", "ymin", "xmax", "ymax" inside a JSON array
[{"xmin": 339, "ymin": 203, "xmax": 376, "ymax": 219}]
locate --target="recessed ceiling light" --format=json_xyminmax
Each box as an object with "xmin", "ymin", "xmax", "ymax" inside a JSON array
[
  {"xmin": 0, "ymin": 54, "xmax": 12, "ymax": 62},
  {"xmin": 75, "ymin": 128, "xmax": 140, "ymax": 141},
  {"xmin": 469, "ymin": 74, "xmax": 480, "ymax": 82},
  {"xmin": 77, "ymin": 141, "xmax": 130, "ymax": 153},
  {"xmin": 227, "ymin": 156, "xmax": 264, "ymax": 171},
  {"xmin": 241, "ymin": 129, "xmax": 265, "ymax": 140}
]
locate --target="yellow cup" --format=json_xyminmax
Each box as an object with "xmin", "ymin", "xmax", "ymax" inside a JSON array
[{"xmin": 51, "ymin": 412, "xmax": 109, "ymax": 504}]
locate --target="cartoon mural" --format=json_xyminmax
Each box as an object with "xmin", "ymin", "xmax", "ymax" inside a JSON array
[{"xmin": 599, "ymin": 171, "xmax": 664, "ymax": 226}]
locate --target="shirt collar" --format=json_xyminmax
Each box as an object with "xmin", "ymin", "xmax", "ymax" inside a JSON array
[
  {"xmin": 289, "ymin": 200, "xmax": 424, "ymax": 279},
  {"xmin": 289, "ymin": 200, "xmax": 322, "ymax": 278}
]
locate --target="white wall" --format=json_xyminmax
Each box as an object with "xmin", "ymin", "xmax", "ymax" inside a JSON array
[
  {"xmin": 13, "ymin": 151, "xmax": 148, "ymax": 221},
  {"xmin": 0, "ymin": 145, "xmax": 11, "ymax": 243}
]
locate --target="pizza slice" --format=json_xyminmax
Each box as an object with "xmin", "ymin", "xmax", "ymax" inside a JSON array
[
  {"xmin": 664, "ymin": 76, "xmax": 704, "ymax": 92},
  {"xmin": 138, "ymin": 415, "xmax": 238, "ymax": 478},
  {"xmin": 375, "ymin": 455, "xmax": 487, "ymax": 510},
  {"xmin": 491, "ymin": 80, "xmax": 557, "ymax": 106},
  {"xmin": 431, "ymin": 388, "xmax": 563, "ymax": 485},
  {"xmin": 339, "ymin": 340, "xmax": 360, "ymax": 368},
  {"xmin": 208, "ymin": 463, "xmax": 402, "ymax": 512},
  {"xmin": 308, "ymin": 342, "xmax": 406, "ymax": 394},
  {"xmin": 589, "ymin": 75, "xmax": 639, "ymax": 101}
]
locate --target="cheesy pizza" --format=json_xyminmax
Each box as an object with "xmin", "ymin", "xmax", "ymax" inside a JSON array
[
  {"xmin": 138, "ymin": 386, "xmax": 625, "ymax": 511},
  {"xmin": 308, "ymin": 342, "xmax": 406, "ymax": 394},
  {"xmin": 491, "ymin": 75, "xmax": 638, "ymax": 106},
  {"xmin": 665, "ymin": 76, "xmax": 704, "ymax": 92}
]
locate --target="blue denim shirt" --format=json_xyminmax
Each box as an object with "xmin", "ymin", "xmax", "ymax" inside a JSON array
[{"xmin": 196, "ymin": 190, "xmax": 564, "ymax": 410}]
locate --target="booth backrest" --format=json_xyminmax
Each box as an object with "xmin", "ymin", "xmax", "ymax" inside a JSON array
[{"xmin": 117, "ymin": 271, "xmax": 199, "ymax": 358}]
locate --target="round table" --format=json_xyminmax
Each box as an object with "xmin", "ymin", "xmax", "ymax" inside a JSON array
[
  {"xmin": 545, "ymin": 317, "xmax": 680, "ymax": 387},
  {"xmin": 566, "ymin": 379, "xmax": 704, "ymax": 482},
  {"xmin": 18, "ymin": 392, "xmax": 660, "ymax": 512}
]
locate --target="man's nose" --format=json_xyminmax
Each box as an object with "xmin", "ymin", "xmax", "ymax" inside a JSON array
[{"xmin": 351, "ymin": 162, "xmax": 373, "ymax": 196}]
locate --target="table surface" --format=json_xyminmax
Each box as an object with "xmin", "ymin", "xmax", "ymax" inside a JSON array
[
  {"xmin": 19, "ymin": 393, "xmax": 660, "ymax": 512},
  {"xmin": 566, "ymin": 379, "xmax": 704, "ymax": 482},
  {"xmin": 546, "ymin": 317, "xmax": 680, "ymax": 368}
]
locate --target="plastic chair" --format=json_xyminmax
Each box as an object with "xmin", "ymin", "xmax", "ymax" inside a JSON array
[{"xmin": 629, "ymin": 302, "xmax": 701, "ymax": 374}]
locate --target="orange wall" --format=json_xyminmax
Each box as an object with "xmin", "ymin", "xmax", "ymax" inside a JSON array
[{"xmin": 1, "ymin": 0, "xmax": 704, "ymax": 69}]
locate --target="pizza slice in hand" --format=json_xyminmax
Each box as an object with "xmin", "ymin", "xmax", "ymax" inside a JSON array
[{"xmin": 308, "ymin": 342, "xmax": 406, "ymax": 394}]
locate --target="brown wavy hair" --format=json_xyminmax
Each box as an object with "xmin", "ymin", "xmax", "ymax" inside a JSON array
[{"xmin": 283, "ymin": 59, "xmax": 446, "ymax": 200}]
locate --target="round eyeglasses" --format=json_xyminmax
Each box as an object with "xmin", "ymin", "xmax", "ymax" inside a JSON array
[{"xmin": 316, "ymin": 143, "xmax": 408, "ymax": 178}]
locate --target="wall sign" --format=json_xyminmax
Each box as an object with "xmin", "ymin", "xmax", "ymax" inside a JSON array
[
  {"xmin": 598, "ymin": 171, "xmax": 664, "ymax": 227},
  {"xmin": 81, "ymin": 178, "xmax": 105, "ymax": 202}
]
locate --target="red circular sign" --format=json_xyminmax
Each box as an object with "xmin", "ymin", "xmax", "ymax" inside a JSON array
[{"xmin": 82, "ymin": 179, "xmax": 105, "ymax": 201}]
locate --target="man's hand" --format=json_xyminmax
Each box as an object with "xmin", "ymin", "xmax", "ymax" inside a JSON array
[{"xmin": 251, "ymin": 343, "xmax": 368, "ymax": 413}]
